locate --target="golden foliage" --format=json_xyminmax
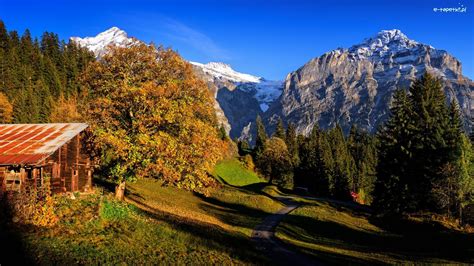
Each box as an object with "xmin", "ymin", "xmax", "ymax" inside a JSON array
[
  {"xmin": 49, "ymin": 94, "xmax": 83, "ymax": 122},
  {"xmin": 82, "ymin": 44, "xmax": 225, "ymax": 190},
  {"xmin": 0, "ymin": 92, "xmax": 13, "ymax": 123}
]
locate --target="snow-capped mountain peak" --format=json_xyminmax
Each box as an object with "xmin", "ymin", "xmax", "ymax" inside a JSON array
[
  {"xmin": 70, "ymin": 27, "xmax": 139, "ymax": 57},
  {"xmin": 372, "ymin": 29, "xmax": 415, "ymax": 45},
  {"xmin": 205, "ymin": 62, "xmax": 233, "ymax": 71},
  {"xmin": 350, "ymin": 29, "xmax": 420, "ymax": 58},
  {"xmin": 191, "ymin": 61, "xmax": 283, "ymax": 112},
  {"xmin": 190, "ymin": 61, "xmax": 262, "ymax": 83}
]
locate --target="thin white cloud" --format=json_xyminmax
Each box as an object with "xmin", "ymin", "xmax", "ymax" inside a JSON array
[{"xmin": 162, "ymin": 18, "xmax": 231, "ymax": 60}]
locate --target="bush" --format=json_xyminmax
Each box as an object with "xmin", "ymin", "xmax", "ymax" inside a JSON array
[{"xmin": 0, "ymin": 178, "xmax": 58, "ymax": 227}]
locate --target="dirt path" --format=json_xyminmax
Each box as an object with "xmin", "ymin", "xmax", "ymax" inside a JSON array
[{"xmin": 251, "ymin": 196, "xmax": 321, "ymax": 266}]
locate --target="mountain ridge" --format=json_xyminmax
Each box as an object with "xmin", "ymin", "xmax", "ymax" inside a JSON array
[{"xmin": 70, "ymin": 27, "xmax": 473, "ymax": 140}]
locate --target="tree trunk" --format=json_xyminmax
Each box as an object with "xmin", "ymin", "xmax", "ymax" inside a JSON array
[{"xmin": 115, "ymin": 181, "xmax": 126, "ymax": 201}]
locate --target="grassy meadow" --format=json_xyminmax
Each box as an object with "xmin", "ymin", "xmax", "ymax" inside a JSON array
[
  {"xmin": 213, "ymin": 159, "xmax": 263, "ymax": 186},
  {"xmin": 276, "ymin": 198, "xmax": 474, "ymax": 264},
  {"xmin": 1, "ymin": 159, "xmax": 283, "ymax": 265},
  {"xmin": 2, "ymin": 158, "xmax": 473, "ymax": 264}
]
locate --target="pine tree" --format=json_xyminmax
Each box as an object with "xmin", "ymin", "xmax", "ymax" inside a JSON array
[
  {"xmin": 455, "ymin": 134, "xmax": 474, "ymax": 224},
  {"xmin": 374, "ymin": 89, "xmax": 413, "ymax": 214},
  {"xmin": 328, "ymin": 125, "xmax": 355, "ymax": 200},
  {"xmin": 446, "ymin": 100, "xmax": 463, "ymax": 159},
  {"xmin": 0, "ymin": 21, "xmax": 94, "ymax": 123},
  {"xmin": 409, "ymin": 73, "xmax": 452, "ymax": 210},
  {"xmin": 470, "ymin": 116, "xmax": 474, "ymax": 143},
  {"xmin": 348, "ymin": 125, "xmax": 377, "ymax": 204},
  {"xmin": 285, "ymin": 122, "xmax": 299, "ymax": 166},
  {"xmin": 433, "ymin": 101, "xmax": 474, "ymax": 222},
  {"xmin": 0, "ymin": 20, "xmax": 8, "ymax": 51},
  {"xmin": 374, "ymin": 73, "xmax": 466, "ymax": 214},
  {"xmin": 237, "ymin": 139, "xmax": 251, "ymax": 156},
  {"xmin": 254, "ymin": 115, "xmax": 268, "ymax": 157},
  {"xmin": 218, "ymin": 124, "xmax": 228, "ymax": 140},
  {"xmin": 296, "ymin": 128, "xmax": 318, "ymax": 191},
  {"xmin": 296, "ymin": 125, "xmax": 334, "ymax": 196},
  {"xmin": 274, "ymin": 118, "xmax": 286, "ymax": 139}
]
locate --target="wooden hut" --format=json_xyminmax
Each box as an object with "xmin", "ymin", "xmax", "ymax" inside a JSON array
[{"xmin": 0, "ymin": 123, "xmax": 93, "ymax": 193}]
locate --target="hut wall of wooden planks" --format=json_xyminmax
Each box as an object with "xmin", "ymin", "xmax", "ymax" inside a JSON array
[{"xmin": 0, "ymin": 123, "xmax": 93, "ymax": 193}]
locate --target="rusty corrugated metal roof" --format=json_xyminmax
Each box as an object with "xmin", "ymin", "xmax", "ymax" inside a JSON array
[{"xmin": 0, "ymin": 123, "xmax": 88, "ymax": 165}]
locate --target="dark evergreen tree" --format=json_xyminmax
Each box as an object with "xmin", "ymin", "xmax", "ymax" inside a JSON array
[
  {"xmin": 348, "ymin": 125, "xmax": 377, "ymax": 204},
  {"xmin": 374, "ymin": 89, "xmax": 414, "ymax": 214},
  {"xmin": 296, "ymin": 125, "xmax": 334, "ymax": 196},
  {"xmin": 374, "ymin": 73, "xmax": 467, "ymax": 215},
  {"xmin": 470, "ymin": 116, "xmax": 474, "ymax": 143},
  {"xmin": 0, "ymin": 20, "xmax": 9, "ymax": 51},
  {"xmin": 254, "ymin": 115, "xmax": 268, "ymax": 157},
  {"xmin": 274, "ymin": 118, "xmax": 286, "ymax": 139},
  {"xmin": 285, "ymin": 122, "xmax": 299, "ymax": 166},
  {"xmin": 237, "ymin": 139, "xmax": 252, "ymax": 156},
  {"xmin": 327, "ymin": 125, "xmax": 355, "ymax": 200},
  {"xmin": 0, "ymin": 20, "xmax": 94, "ymax": 123},
  {"xmin": 408, "ymin": 73, "xmax": 452, "ymax": 210}
]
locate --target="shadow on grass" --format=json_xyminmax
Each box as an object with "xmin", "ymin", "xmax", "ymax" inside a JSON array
[
  {"xmin": 0, "ymin": 195, "xmax": 36, "ymax": 265},
  {"xmin": 92, "ymin": 177, "xmax": 115, "ymax": 193},
  {"xmin": 193, "ymin": 192, "xmax": 274, "ymax": 230},
  {"xmin": 126, "ymin": 194, "xmax": 270, "ymax": 265},
  {"xmin": 278, "ymin": 211, "xmax": 474, "ymax": 264}
]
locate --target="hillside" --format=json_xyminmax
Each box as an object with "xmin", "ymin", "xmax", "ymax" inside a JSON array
[
  {"xmin": 0, "ymin": 159, "xmax": 287, "ymax": 264},
  {"xmin": 276, "ymin": 197, "xmax": 474, "ymax": 264},
  {"xmin": 1, "ymin": 175, "xmax": 283, "ymax": 264},
  {"xmin": 1, "ymin": 154, "xmax": 473, "ymax": 264}
]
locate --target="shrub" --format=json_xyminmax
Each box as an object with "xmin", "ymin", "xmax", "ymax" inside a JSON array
[{"xmin": 0, "ymin": 177, "xmax": 58, "ymax": 227}]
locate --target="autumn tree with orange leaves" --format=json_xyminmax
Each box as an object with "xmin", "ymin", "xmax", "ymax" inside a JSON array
[
  {"xmin": 0, "ymin": 92, "xmax": 13, "ymax": 123},
  {"xmin": 82, "ymin": 44, "xmax": 226, "ymax": 199}
]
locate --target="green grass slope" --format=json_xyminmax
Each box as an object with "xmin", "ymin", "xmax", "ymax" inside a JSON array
[
  {"xmin": 127, "ymin": 179, "xmax": 282, "ymax": 236},
  {"xmin": 214, "ymin": 159, "xmax": 263, "ymax": 186},
  {"xmin": 276, "ymin": 199, "xmax": 474, "ymax": 264}
]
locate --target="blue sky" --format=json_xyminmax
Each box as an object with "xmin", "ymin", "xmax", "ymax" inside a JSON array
[{"xmin": 0, "ymin": 0, "xmax": 472, "ymax": 79}]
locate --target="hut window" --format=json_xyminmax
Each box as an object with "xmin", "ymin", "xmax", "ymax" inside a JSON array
[{"xmin": 5, "ymin": 170, "xmax": 22, "ymax": 192}]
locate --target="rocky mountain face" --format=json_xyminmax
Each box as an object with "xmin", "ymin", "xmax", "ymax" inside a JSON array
[
  {"xmin": 190, "ymin": 62, "xmax": 283, "ymax": 139},
  {"xmin": 71, "ymin": 28, "xmax": 473, "ymax": 140},
  {"xmin": 263, "ymin": 29, "xmax": 473, "ymax": 136}
]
